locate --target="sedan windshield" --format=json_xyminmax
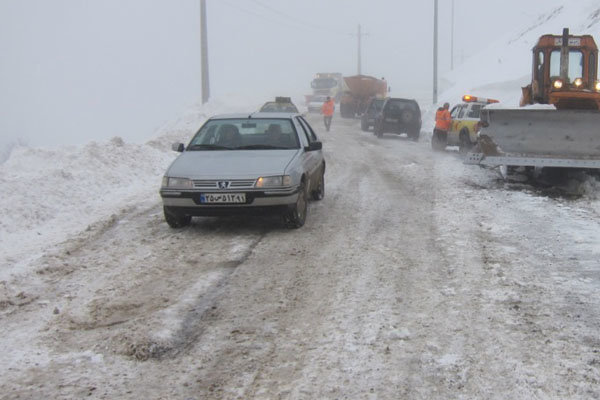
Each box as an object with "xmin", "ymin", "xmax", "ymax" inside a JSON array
[
  {"xmin": 188, "ymin": 119, "xmax": 300, "ymax": 150},
  {"xmin": 260, "ymin": 102, "xmax": 299, "ymax": 113}
]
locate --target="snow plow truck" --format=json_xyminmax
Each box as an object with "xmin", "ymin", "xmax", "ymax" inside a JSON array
[
  {"xmin": 339, "ymin": 75, "xmax": 388, "ymax": 118},
  {"xmin": 465, "ymin": 28, "xmax": 600, "ymax": 171}
]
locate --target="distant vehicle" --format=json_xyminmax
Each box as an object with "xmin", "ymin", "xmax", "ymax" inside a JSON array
[
  {"xmin": 311, "ymin": 73, "xmax": 343, "ymax": 101},
  {"xmin": 259, "ymin": 97, "xmax": 299, "ymax": 113},
  {"xmin": 340, "ymin": 75, "xmax": 388, "ymax": 118},
  {"xmin": 307, "ymin": 95, "xmax": 329, "ymax": 113},
  {"xmin": 361, "ymin": 97, "xmax": 386, "ymax": 131},
  {"xmin": 160, "ymin": 112, "xmax": 325, "ymax": 229},
  {"xmin": 374, "ymin": 98, "xmax": 421, "ymax": 141},
  {"xmin": 433, "ymin": 95, "xmax": 498, "ymax": 152}
]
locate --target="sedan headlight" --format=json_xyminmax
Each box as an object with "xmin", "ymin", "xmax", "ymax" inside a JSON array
[
  {"xmin": 162, "ymin": 177, "xmax": 192, "ymax": 188},
  {"xmin": 255, "ymin": 175, "xmax": 292, "ymax": 188},
  {"xmin": 553, "ymin": 79, "xmax": 563, "ymax": 89}
]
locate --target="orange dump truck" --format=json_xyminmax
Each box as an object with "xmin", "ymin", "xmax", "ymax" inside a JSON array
[{"xmin": 339, "ymin": 75, "xmax": 388, "ymax": 118}]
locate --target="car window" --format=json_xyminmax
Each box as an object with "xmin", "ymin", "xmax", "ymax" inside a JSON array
[
  {"xmin": 295, "ymin": 117, "xmax": 312, "ymax": 145},
  {"xmin": 298, "ymin": 116, "xmax": 318, "ymax": 142},
  {"xmin": 450, "ymin": 105, "xmax": 460, "ymax": 118},
  {"xmin": 188, "ymin": 118, "xmax": 299, "ymax": 150},
  {"xmin": 385, "ymin": 100, "xmax": 419, "ymax": 115},
  {"xmin": 457, "ymin": 106, "xmax": 466, "ymax": 119},
  {"xmin": 467, "ymin": 104, "xmax": 482, "ymax": 118}
]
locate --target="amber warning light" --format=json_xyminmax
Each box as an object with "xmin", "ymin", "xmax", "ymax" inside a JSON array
[{"xmin": 462, "ymin": 95, "xmax": 499, "ymax": 104}]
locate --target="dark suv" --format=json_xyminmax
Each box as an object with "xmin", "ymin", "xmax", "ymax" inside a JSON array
[
  {"xmin": 361, "ymin": 97, "xmax": 385, "ymax": 131},
  {"xmin": 374, "ymin": 98, "xmax": 421, "ymax": 141}
]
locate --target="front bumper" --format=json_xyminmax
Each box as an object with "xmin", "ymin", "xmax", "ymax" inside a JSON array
[{"xmin": 159, "ymin": 188, "xmax": 300, "ymax": 216}]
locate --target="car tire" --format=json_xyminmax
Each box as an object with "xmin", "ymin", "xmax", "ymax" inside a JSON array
[
  {"xmin": 459, "ymin": 130, "xmax": 473, "ymax": 153},
  {"xmin": 284, "ymin": 181, "xmax": 308, "ymax": 229},
  {"xmin": 311, "ymin": 169, "xmax": 325, "ymax": 201},
  {"xmin": 163, "ymin": 207, "xmax": 191, "ymax": 228},
  {"xmin": 408, "ymin": 128, "xmax": 420, "ymax": 142}
]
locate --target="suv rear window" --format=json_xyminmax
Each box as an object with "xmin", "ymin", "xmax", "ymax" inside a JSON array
[{"xmin": 385, "ymin": 100, "xmax": 419, "ymax": 114}]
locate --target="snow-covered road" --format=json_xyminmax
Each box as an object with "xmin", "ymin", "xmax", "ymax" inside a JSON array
[{"xmin": 1, "ymin": 113, "xmax": 599, "ymax": 399}]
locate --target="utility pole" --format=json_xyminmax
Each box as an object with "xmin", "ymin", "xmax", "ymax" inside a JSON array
[
  {"xmin": 433, "ymin": 0, "xmax": 438, "ymax": 104},
  {"xmin": 451, "ymin": 0, "xmax": 454, "ymax": 70},
  {"xmin": 200, "ymin": 0, "xmax": 210, "ymax": 104},
  {"xmin": 357, "ymin": 24, "xmax": 362, "ymax": 75},
  {"xmin": 353, "ymin": 24, "xmax": 368, "ymax": 75}
]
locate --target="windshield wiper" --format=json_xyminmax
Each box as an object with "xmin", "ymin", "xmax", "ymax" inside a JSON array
[
  {"xmin": 237, "ymin": 144, "xmax": 290, "ymax": 150},
  {"xmin": 187, "ymin": 144, "xmax": 232, "ymax": 150}
]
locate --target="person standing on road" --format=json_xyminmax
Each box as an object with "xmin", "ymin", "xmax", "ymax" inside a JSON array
[
  {"xmin": 321, "ymin": 96, "xmax": 335, "ymax": 132},
  {"xmin": 432, "ymin": 102, "xmax": 452, "ymax": 150}
]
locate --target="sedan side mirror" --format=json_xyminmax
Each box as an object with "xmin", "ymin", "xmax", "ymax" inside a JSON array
[
  {"xmin": 171, "ymin": 143, "xmax": 185, "ymax": 152},
  {"xmin": 305, "ymin": 141, "xmax": 322, "ymax": 151}
]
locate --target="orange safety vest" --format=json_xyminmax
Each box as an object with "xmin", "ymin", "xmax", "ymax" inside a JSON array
[
  {"xmin": 322, "ymin": 100, "xmax": 335, "ymax": 116},
  {"xmin": 435, "ymin": 108, "xmax": 451, "ymax": 131}
]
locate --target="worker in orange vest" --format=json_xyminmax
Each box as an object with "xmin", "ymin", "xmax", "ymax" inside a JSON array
[
  {"xmin": 432, "ymin": 102, "xmax": 451, "ymax": 151},
  {"xmin": 321, "ymin": 96, "xmax": 335, "ymax": 132}
]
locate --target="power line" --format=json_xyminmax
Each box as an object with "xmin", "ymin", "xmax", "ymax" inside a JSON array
[{"xmin": 248, "ymin": 0, "xmax": 348, "ymax": 36}]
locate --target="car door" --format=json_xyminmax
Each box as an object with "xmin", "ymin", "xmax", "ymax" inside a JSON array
[
  {"xmin": 448, "ymin": 105, "xmax": 464, "ymax": 145},
  {"xmin": 296, "ymin": 116, "xmax": 323, "ymax": 192}
]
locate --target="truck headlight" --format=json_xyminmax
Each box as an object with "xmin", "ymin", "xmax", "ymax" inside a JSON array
[
  {"xmin": 164, "ymin": 177, "xmax": 192, "ymax": 188},
  {"xmin": 574, "ymin": 78, "xmax": 583, "ymax": 87},
  {"xmin": 553, "ymin": 79, "xmax": 563, "ymax": 89},
  {"xmin": 595, "ymin": 81, "xmax": 600, "ymax": 92},
  {"xmin": 255, "ymin": 175, "xmax": 292, "ymax": 188}
]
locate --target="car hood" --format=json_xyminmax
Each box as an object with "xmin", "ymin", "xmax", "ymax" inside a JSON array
[{"xmin": 166, "ymin": 149, "xmax": 300, "ymax": 179}]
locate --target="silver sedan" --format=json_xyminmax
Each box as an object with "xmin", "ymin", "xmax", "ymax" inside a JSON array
[{"xmin": 160, "ymin": 112, "xmax": 325, "ymax": 228}]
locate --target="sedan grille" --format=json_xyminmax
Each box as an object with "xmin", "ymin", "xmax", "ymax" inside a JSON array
[{"xmin": 192, "ymin": 179, "xmax": 257, "ymax": 189}]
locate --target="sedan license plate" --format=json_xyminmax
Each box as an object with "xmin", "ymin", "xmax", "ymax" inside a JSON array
[
  {"xmin": 385, "ymin": 118, "xmax": 398, "ymax": 123},
  {"xmin": 200, "ymin": 193, "xmax": 246, "ymax": 204}
]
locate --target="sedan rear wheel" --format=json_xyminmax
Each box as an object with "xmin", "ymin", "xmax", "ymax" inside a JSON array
[
  {"xmin": 311, "ymin": 170, "xmax": 325, "ymax": 201},
  {"xmin": 284, "ymin": 181, "xmax": 308, "ymax": 229}
]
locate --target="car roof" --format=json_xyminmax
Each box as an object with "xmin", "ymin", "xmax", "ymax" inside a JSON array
[
  {"xmin": 386, "ymin": 97, "xmax": 418, "ymax": 102},
  {"xmin": 208, "ymin": 112, "xmax": 300, "ymax": 120}
]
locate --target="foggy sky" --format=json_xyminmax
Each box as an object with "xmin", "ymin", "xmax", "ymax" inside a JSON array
[{"xmin": 0, "ymin": 0, "xmax": 564, "ymax": 149}]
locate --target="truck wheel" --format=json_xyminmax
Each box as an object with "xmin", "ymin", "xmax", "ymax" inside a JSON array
[
  {"xmin": 459, "ymin": 130, "xmax": 473, "ymax": 153},
  {"xmin": 163, "ymin": 207, "xmax": 191, "ymax": 228},
  {"xmin": 284, "ymin": 181, "xmax": 308, "ymax": 228}
]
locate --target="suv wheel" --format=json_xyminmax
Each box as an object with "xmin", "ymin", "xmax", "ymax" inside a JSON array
[
  {"xmin": 284, "ymin": 181, "xmax": 308, "ymax": 228},
  {"xmin": 163, "ymin": 207, "xmax": 191, "ymax": 228},
  {"xmin": 361, "ymin": 117, "xmax": 368, "ymax": 131},
  {"xmin": 408, "ymin": 128, "xmax": 420, "ymax": 142}
]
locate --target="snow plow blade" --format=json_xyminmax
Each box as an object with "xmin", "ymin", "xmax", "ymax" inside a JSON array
[{"xmin": 465, "ymin": 108, "xmax": 600, "ymax": 169}]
